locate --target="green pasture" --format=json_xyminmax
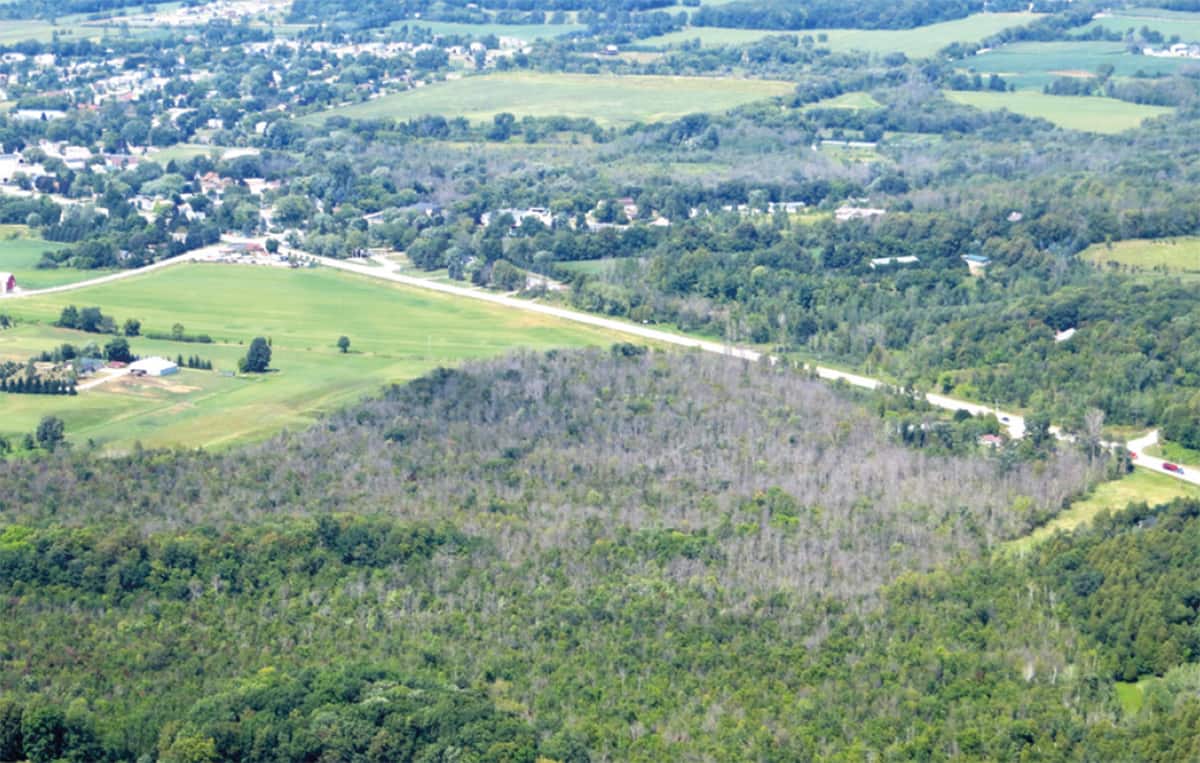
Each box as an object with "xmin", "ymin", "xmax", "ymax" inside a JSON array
[
  {"xmin": 1080, "ymin": 236, "xmax": 1200, "ymax": 273},
  {"xmin": 0, "ymin": 225, "xmax": 118, "ymax": 290},
  {"xmin": 639, "ymin": 12, "xmax": 1041, "ymax": 58},
  {"xmin": 0, "ymin": 263, "xmax": 622, "ymax": 450},
  {"xmin": 962, "ymin": 41, "xmax": 1191, "ymax": 88},
  {"xmin": 304, "ymin": 72, "xmax": 794, "ymax": 126},
  {"xmin": 1003, "ymin": 469, "xmax": 1200, "ymax": 554},
  {"xmin": 946, "ymin": 89, "xmax": 1173, "ymax": 133},
  {"xmin": 1084, "ymin": 8, "xmax": 1200, "ymax": 43},
  {"xmin": 802, "ymin": 92, "xmax": 882, "ymax": 110}
]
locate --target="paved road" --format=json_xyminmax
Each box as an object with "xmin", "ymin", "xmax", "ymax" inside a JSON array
[{"xmin": 5, "ymin": 239, "xmax": 1195, "ymax": 485}]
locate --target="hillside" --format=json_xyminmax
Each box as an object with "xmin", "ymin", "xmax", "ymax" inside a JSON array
[{"xmin": 3, "ymin": 348, "xmax": 1175, "ymax": 762}]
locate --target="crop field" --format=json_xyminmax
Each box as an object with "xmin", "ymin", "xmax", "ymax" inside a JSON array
[
  {"xmin": 1083, "ymin": 8, "xmax": 1200, "ymax": 42},
  {"xmin": 0, "ymin": 225, "xmax": 117, "ymax": 289},
  {"xmin": 0, "ymin": 264, "xmax": 622, "ymax": 450},
  {"xmin": 1080, "ymin": 236, "xmax": 1200, "ymax": 273},
  {"xmin": 962, "ymin": 41, "xmax": 1192, "ymax": 88},
  {"xmin": 639, "ymin": 12, "xmax": 1041, "ymax": 57},
  {"xmin": 306, "ymin": 72, "xmax": 795, "ymax": 126},
  {"xmin": 946, "ymin": 90, "xmax": 1173, "ymax": 133}
]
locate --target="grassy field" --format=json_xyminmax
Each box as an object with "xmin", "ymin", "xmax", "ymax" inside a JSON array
[
  {"xmin": 0, "ymin": 225, "xmax": 119, "ymax": 290},
  {"xmin": 802, "ymin": 92, "xmax": 882, "ymax": 110},
  {"xmin": 1004, "ymin": 469, "xmax": 1200, "ymax": 554},
  {"xmin": 946, "ymin": 89, "xmax": 1173, "ymax": 133},
  {"xmin": 1084, "ymin": 8, "xmax": 1200, "ymax": 42},
  {"xmin": 640, "ymin": 12, "xmax": 1041, "ymax": 57},
  {"xmin": 0, "ymin": 263, "xmax": 624, "ymax": 451},
  {"xmin": 963, "ymin": 41, "xmax": 1191, "ymax": 88},
  {"xmin": 1080, "ymin": 236, "xmax": 1200, "ymax": 273},
  {"xmin": 305, "ymin": 72, "xmax": 795, "ymax": 126}
]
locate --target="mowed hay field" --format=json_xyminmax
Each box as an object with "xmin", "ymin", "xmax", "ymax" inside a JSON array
[
  {"xmin": 0, "ymin": 264, "xmax": 622, "ymax": 450},
  {"xmin": 305, "ymin": 72, "xmax": 795, "ymax": 126},
  {"xmin": 640, "ymin": 12, "xmax": 1041, "ymax": 57},
  {"xmin": 946, "ymin": 90, "xmax": 1173, "ymax": 133},
  {"xmin": 0, "ymin": 225, "xmax": 118, "ymax": 289},
  {"xmin": 1080, "ymin": 236, "xmax": 1200, "ymax": 273}
]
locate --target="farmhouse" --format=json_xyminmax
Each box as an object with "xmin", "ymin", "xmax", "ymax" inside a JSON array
[
  {"xmin": 129, "ymin": 357, "xmax": 179, "ymax": 376},
  {"xmin": 0, "ymin": 272, "xmax": 14, "ymax": 293},
  {"xmin": 836, "ymin": 206, "xmax": 886, "ymax": 222}
]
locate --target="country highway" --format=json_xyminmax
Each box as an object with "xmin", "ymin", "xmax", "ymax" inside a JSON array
[{"xmin": 2, "ymin": 241, "xmax": 1194, "ymax": 485}]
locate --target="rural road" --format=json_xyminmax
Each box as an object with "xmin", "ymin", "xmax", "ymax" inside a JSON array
[{"xmin": 3, "ymin": 239, "xmax": 1194, "ymax": 485}]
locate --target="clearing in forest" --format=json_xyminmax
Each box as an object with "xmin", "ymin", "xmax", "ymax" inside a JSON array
[
  {"xmin": 303, "ymin": 72, "xmax": 795, "ymax": 126},
  {"xmin": 0, "ymin": 263, "xmax": 622, "ymax": 450},
  {"xmin": 946, "ymin": 90, "xmax": 1173, "ymax": 133},
  {"xmin": 1080, "ymin": 236, "xmax": 1200, "ymax": 274}
]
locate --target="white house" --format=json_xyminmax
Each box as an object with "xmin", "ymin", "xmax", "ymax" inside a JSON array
[{"xmin": 129, "ymin": 357, "xmax": 179, "ymax": 376}]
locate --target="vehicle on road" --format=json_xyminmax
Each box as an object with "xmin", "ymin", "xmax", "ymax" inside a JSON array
[
  {"xmin": 1129, "ymin": 451, "xmax": 1138, "ymax": 459},
  {"xmin": 1163, "ymin": 462, "xmax": 1180, "ymax": 473}
]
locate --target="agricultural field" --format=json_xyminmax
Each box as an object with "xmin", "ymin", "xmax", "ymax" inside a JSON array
[
  {"xmin": 639, "ymin": 12, "xmax": 1041, "ymax": 57},
  {"xmin": 1080, "ymin": 236, "xmax": 1200, "ymax": 273},
  {"xmin": 305, "ymin": 72, "xmax": 795, "ymax": 126},
  {"xmin": 0, "ymin": 263, "xmax": 623, "ymax": 450},
  {"xmin": 1003, "ymin": 468, "xmax": 1200, "ymax": 554},
  {"xmin": 0, "ymin": 225, "xmax": 116, "ymax": 289},
  {"xmin": 962, "ymin": 40, "xmax": 1192, "ymax": 88},
  {"xmin": 1083, "ymin": 7, "xmax": 1200, "ymax": 43},
  {"xmin": 946, "ymin": 89, "xmax": 1174, "ymax": 133}
]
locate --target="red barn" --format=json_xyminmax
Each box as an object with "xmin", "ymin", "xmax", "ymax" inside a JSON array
[{"xmin": 0, "ymin": 272, "xmax": 14, "ymax": 293}]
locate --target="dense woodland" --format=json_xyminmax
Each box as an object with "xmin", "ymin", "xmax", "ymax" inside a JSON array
[{"xmin": 0, "ymin": 349, "xmax": 1194, "ymax": 762}]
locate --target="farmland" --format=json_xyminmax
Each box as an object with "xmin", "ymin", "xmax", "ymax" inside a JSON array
[
  {"xmin": 0, "ymin": 225, "xmax": 116, "ymax": 289},
  {"xmin": 1080, "ymin": 236, "xmax": 1200, "ymax": 273},
  {"xmin": 0, "ymin": 263, "xmax": 621, "ymax": 450},
  {"xmin": 946, "ymin": 90, "xmax": 1174, "ymax": 133},
  {"xmin": 639, "ymin": 12, "xmax": 1041, "ymax": 57},
  {"xmin": 962, "ymin": 40, "xmax": 1193, "ymax": 88},
  {"xmin": 1083, "ymin": 8, "xmax": 1200, "ymax": 43},
  {"xmin": 305, "ymin": 72, "xmax": 795, "ymax": 126}
]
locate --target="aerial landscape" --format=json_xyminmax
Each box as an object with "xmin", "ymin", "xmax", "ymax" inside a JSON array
[{"xmin": 1, "ymin": 0, "xmax": 1200, "ymax": 758}]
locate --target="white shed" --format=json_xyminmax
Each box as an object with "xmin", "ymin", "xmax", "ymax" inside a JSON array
[{"xmin": 129, "ymin": 357, "xmax": 179, "ymax": 376}]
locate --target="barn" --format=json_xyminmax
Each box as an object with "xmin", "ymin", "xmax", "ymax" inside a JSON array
[
  {"xmin": 0, "ymin": 272, "xmax": 14, "ymax": 293},
  {"xmin": 129, "ymin": 357, "xmax": 179, "ymax": 377}
]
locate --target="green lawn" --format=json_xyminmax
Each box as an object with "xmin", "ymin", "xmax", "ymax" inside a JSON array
[
  {"xmin": 1115, "ymin": 680, "xmax": 1147, "ymax": 715},
  {"xmin": 1084, "ymin": 8, "xmax": 1200, "ymax": 43},
  {"xmin": 0, "ymin": 226, "xmax": 118, "ymax": 290},
  {"xmin": 946, "ymin": 89, "xmax": 1174, "ymax": 133},
  {"xmin": 962, "ymin": 41, "xmax": 1191, "ymax": 89},
  {"xmin": 640, "ymin": 13, "xmax": 1041, "ymax": 57},
  {"xmin": 1003, "ymin": 469, "xmax": 1200, "ymax": 554},
  {"xmin": 1080, "ymin": 236, "xmax": 1200, "ymax": 273},
  {"xmin": 304, "ymin": 72, "xmax": 795, "ymax": 126},
  {"xmin": 0, "ymin": 263, "xmax": 624, "ymax": 451},
  {"xmin": 802, "ymin": 92, "xmax": 882, "ymax": 110}
]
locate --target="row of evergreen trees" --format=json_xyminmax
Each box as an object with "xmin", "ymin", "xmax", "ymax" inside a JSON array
[
  {"xmin": 177, "ymin": 355, "xmax": 213, "ymax": 370},
  {"xmin": 0, "ymin": 376, "xmax": 77, "ymax": 395}
]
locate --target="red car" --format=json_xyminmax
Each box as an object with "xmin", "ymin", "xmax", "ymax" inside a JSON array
[{"xmin": 1163, "ymin": 462, "xmax": 1180, "ymax": 473}]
